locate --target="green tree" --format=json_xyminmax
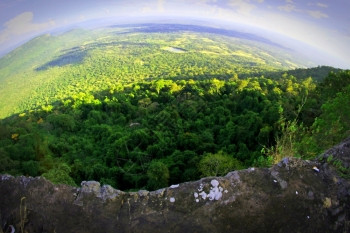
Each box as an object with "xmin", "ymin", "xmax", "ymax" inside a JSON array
[
  {"xmin": 208, "ymin": 78, "xmax": 225, "ymax": 94},
  {"xmin": 199, "ymin": 151, "xmax": 242, "ymax": 177},
  {"xmin": 146, "ymin": 160, "xmax": 169, "ymax": 190},
  {"xmin": 310, "ymin": 85, "xmax": 350, "ymax": 154},
  {"xmin": 42, "ymin": 162, "xmax": 76, "ymax": 186}
]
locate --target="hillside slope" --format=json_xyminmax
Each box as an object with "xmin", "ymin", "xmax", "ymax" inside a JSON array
[{"xmin": 0, "ymin": 24, "xmax": 312, "ymax": 118}]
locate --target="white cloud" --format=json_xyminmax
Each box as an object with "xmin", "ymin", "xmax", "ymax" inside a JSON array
[
  {"xmin": 250, "ymin": 12, "xmax": 349, "ymax": 67},
  {"xmin": 227, "ymin": 0, "xmax": 257, "ymax": 15},
  {"xmin": 278, "ymin": 2, "xmax": 328, "ymax": 19},
  {"xmin": 158, "ymin": 0, "xmax": 165, "ymax": 12},
  {"xmin": 316, "ymin": 2, "xmax": 328, "ymax": 8},
  {"xmin": 278, "ymin": 4, "xmax": 296, "ymax": 12},
  {"xmin": 135, "ymin": 0, "xmax": 166, "ymax": 15},
  {"xmin": 0, "ymin": 12, "xmax": 54, "ymax": 45},
  {"xmin": 79, "ymin": 15, "xmax": 86, "ymax": 21},
  {"xmin": 307, "ymin": 10, "xmax": 328, "ymax": 19},
  {"xmin": 178, "ymin": 0, "xmax": 263, "ymax": 16},
  {"xmin": 141, "ymin": 6, "xmax": 153, "ymax": 14},
  {"xmin": 103, "ymin": 8, "xmax": 111, "ymax": 15},
  {"xmin": 278, "ymin": 0, "xmax": 299, "ymax": 12},
  {"xmin": 197, "ymin": 0, "xmax": 218, "ymax": 3},
  {"xmin": 308, "ymin": 2, "xmax": 328, "ymax": 8}
]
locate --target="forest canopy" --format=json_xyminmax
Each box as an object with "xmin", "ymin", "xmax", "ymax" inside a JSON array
[
  {"xmin": 1, "ymin": 69, "xmax": 349, "ymax": 191},
  {"xmin": 0, "ymin": 25, "xmax": 348, "ymax": 190}
]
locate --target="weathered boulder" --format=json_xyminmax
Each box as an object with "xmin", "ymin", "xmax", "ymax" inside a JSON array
[{"xmin": 1, "ymin": 138, "xmax": 350, "ymax": 233}]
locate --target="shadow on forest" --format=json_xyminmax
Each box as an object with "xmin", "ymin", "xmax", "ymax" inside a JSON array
[
  {"xmin": 35, "ymin": 41, "xmax": 150, "ymax": 71},
  {"xmin": 35, "ymin": 49, "xmax": 88, "ymax": 71}
]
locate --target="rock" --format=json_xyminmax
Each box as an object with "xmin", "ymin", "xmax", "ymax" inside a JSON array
[
  {"xmin": 138, "ymin": 190, "xmax": 149, "ymax": 197},
  {"xmin": 1, "ymin": 138, "xmax": 350, "ymax": 233},
  {"xmin": 321, "ymin": 137, "xmax": 350, "ymax": 168},
  {"xmin": 81, "ymin": 181, "xmax": 101, "ymax": 196},
  {"xmin": 170, "ymin": 184, "xmax": 179, "ymax": 189}
]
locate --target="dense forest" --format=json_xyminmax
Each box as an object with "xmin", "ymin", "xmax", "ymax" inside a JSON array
[
  {"xmin": 0, "ymin": 25, "xmax": 312, "ymax": 119},
  {"xmin": 0, "ymin": 68, "xmax": 349, "ymax": 190},
  {"xmin": 0, "ymin": 25, "xmax": 348, "ymax": 191}
]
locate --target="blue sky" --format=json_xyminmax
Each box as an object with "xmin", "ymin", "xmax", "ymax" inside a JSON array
[{"xmin": 0, "ymin": 0, "xmax": 349, "ymax": 68}]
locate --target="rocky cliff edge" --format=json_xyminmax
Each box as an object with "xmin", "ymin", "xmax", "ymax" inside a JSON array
[{"xmin": 1, "ymin": 138, "xmax": 350, "ymax": 233}]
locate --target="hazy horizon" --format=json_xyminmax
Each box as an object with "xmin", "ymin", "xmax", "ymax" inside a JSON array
[{"xmin": 0, "ymin": 0, "xmax": 349, "ymax": 69}]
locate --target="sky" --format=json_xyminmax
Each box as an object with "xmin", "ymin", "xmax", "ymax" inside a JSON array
[{"xmin": 0, "ymin": 0, "xmax": 349, "ymax": 68}]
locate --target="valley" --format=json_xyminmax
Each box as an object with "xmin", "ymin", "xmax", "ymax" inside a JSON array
[
  {"xmin": 0, "ymin": 24, "xmax": 348, "ymax": 192},
  {"xmin": 0, "ymin": 24, "xmax": 309, "ymax": 119}
]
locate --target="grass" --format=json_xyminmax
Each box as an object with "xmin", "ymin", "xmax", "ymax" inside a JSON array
[
  {"xmin": 0, "ymin": 197, "xmax": 27, "ymax": 233},
  {"xmin": 20, "ymin": 197, "xmax": 27, "ymax": 233},
  {"xmin": 327, "ymin": 155, "xmax": 350, "ymax": 179}
]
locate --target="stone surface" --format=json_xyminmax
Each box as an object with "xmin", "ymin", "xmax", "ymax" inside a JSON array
[{"xmin": 1, "ymin": 138, "xmax": 350, "ymax": 233}]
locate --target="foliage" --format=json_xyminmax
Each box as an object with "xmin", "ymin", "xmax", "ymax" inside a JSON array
[
  {"xmin": 0, "ymin": 25, "xmax": 308, "ymax": 119},
  {"xmin": 42, "ymin": 162, "xmax": 77, "ymax": 186},
  {"xmin": 147, "ymin": 160, "xmax": 170, "ymax": 190},
  {"xmin": 264, "ymin": 66, "xmax": 342, "ymax": 82},
  {"xmin": 312, "ymin": 87, "xmax": 350, "ymax": 150},
  {"xmin": 295, "ymin": 71, "xmax": 350, "ymax": 158},
  {"xmin": 326, "ymin": 155, "xmax": 350, "ymax": 179},
  {"xmin": 0, "ymin": 71, "xmax": 325, "ymax": 190},
  {"xmin": 253, "ymin": 153, "xmax": 274, "ymax": 168},
  {"xmin": 0, "ymin": 25, "xmax": 348, "ymax": 191},
  {"xmin": 199, "ymin": 151, "xmax": 242, "ymax": 177},
  {"xmin": 262, "ymin": 119, "xmax": 299, "ymax": 163}
]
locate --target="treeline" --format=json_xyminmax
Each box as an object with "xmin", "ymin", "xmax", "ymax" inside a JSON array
[
  {"xmin": 0, "ymin": 70, "xmax": 349, "ymax": 190},
  {"xmin": 250, "ymin": 66, "xmax": 342, "ymax": 82}
]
